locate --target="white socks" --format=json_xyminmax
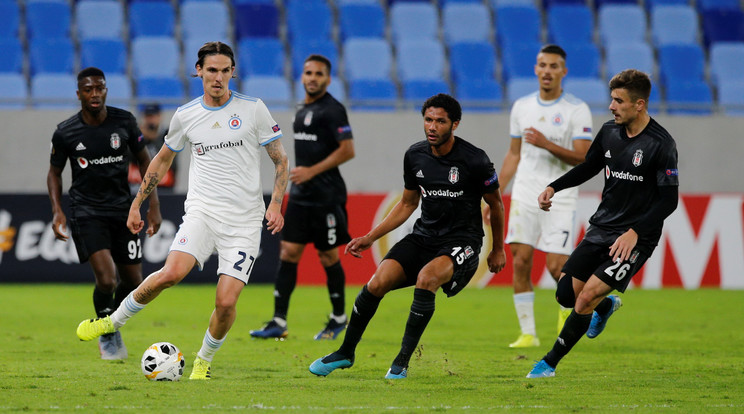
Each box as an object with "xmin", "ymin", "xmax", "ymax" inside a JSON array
[
  {"xmin": 197, "ymin": 329, "xmax": 226, "ymax": 363},
  {"xmin": 110, "ymin": 292, "xmax": 145, "ymax": 330},
  {"xmin": 513, "ymin": 292, "xmax": 536, "ymax": 336}
]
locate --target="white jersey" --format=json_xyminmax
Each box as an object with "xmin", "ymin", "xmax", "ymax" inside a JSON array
[
  {"xmin": 165, "ymin": 91, "xmax": 282, "ymax": 226},
  {"xmin": 509, "ymin": 91, "xmax": 592, "ymax": 210}
]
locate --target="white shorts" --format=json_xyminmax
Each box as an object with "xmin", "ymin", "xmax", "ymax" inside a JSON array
[
  {"xmin": 170, "ymin": 212, "xmax": 262, "ymax": 284},
  {"xmin": 505, "ymin": 199, "xmax": 576, "ymax": 255}
]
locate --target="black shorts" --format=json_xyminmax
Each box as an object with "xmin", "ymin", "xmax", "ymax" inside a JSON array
[
  {"xmin": 282, "ymin": 201, "xmax": 351, "ymax": 251},
  {"xmin": 69, "ymin": 216, "xmax": 142, "ymax": 264},
  {"xmin": 384, "ymin": 233, "xmax": 481, "ymax": 297},
  {"xmin": 562, "ymin": 239, "xmax": 652, "ymax": 292}
]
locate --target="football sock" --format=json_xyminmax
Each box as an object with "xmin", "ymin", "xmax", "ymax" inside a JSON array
[
  {"xmin": 93, "ymin": 286, "xmax": 115, "ymax": 318},
  {"xmin": 273, "ymin": 261, "xmax": 298, "ymax": 320},
  {"xmin": 594, "ymin": 296, "xmax": 613, "ymax": 315},
  {"xmin": 197, "ymin": 328, "xmax": 225, "ymax": 363},
  {"xmin": 513, "ymin": 291, "xmax": 536, "ymax": 336},
  {"xmin": 324, "ymin": 261, "xmax": 346, "ymax": 317},
  {"xmin": 392, "ymin": 288, "xmax": 436, "ymax": 369},
  {"xmin": 337, "ymin": 285, "xmax": 382, "ymax": 357},
  {"xmin": 272, "ymin": 317, "xmax": 287, "ymax": 328},
  {"xmin": 543, "ymin": 310, "xmax": 592, "ymax": 368},
  {"xmin": 110, "ymin": 291, "xmax": 146, "ymax": 330}
]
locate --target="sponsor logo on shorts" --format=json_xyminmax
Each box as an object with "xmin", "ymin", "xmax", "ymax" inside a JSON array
[
  {"xmin": 629, "ymin": 250, "xmax": 639, "ymax": 264},
  {"xmin": 464, "ymin": 246, "xmax": 474, "ymax": 259},
  {"xmin": 326, "ymin": 214, "xmax": 336, "ymax": 228}
]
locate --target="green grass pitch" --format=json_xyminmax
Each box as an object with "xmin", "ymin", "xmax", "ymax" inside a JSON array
[{"xmin": 1, "ymin": 284, "xmax": 742, "ymax": 412}]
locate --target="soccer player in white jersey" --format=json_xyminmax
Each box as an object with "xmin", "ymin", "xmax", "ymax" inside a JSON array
[
  {"xmin": 75, "ymin": 41, "xmax": 290, "ymax": 380},
  {"xmin": 484, "ymin": 45, "xmax": 593, "ymax": 348}
]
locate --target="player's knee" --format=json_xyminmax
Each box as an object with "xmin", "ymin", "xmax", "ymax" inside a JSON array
[{"xmin": 555, "ymin": 276, "xmax": 576, "ymax": 308}]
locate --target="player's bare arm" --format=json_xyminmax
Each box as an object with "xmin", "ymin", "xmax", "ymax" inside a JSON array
[
  {"xmin": 346, "ymin": 188, "xmax": 420, "ymax": 258},
  {"xmin": 128, "ymin": 145, "xmax": 176, "ymax": 234},
  {"xmin": 538, "ymin": 186, "xmax": 556, "ymax": 211},
  {"xmin": 133, "ymin": 147, "xmax": 162, "ymax": 237},
  {"xmin": 290, "ymin": 139, "xmax": 355, "ymax": 185},
  {"xmin": 264, "ymin": 138, "xmax": 289, "ymax": 234},
  {"xmin": 523, "ymin": 127, "xmax": 590, "ymax": 166},
  {"xmin": 483, "ymin": 190, "xmax": 507, "ymax": 273},
  {"xmin": 46, "ymin": 164, "xmax": 69, "ymax": 241}
]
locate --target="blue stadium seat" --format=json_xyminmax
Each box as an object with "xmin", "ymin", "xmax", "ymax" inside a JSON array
[
  {"xmin": 348, "ymin": 79, "xmax": 398, "ymax": 111},
  {"xmin": 104, "ymin": 74, "xmax": 133, "ymax": 109},
  {"xmin": 645, "ymin": 0, "xmax": 689, "ymax": 11},
  {"xmin": 339, "ymin": 3, "xmax": 386, "ymax": 40},
  {"xmin": 702, "ymin": 9, "xmax": 744, "ymax": 47},
  {"xmin": 80, "ymin": 39, "xmax": 127, "ymax": 75},
  {"xmin": 240, "ymin": 75, "xmax": 293, "ymax": 112},
  {"xmin": 709, "ymin": 42, "xmax": 744, "ymax": 86},
  {"xmin": 396, "ymin": 39, "xmax": 445, "ymax": 82},
  {"xmin": 658, "ymin": 44, "xmax": 705, "ymax": 88},
  {"xmin": 563, "ymin": 78, "xmax": 608, "ymax": 110},
  {"xmin": 443, "ymin": 3, "xmax": 492, "ymax": 45},
  {"xmin": 189, "ymin": 77, "xmax": 204, "ymax": 99},
  {"xmin": 496, "ymin": 5, "xmax": 542, "ymax": 48},
  {"xmin": 403, "ymin": 79, "xmax": 451, "ymax": 106},
  {"xmin": 294, "ymin": 80, "xmax": 346, "ymax": 104},
  {"xmin": 697, "ymin": 0, "xmax": 740, "ymax": 12},
  {"xmin": 456, "ymin": 78, "xmax": 503, "ymax": 112},
  {"xmin": 132, "ymin": 37, "xmax": 180, "ymax": 79},
  {"xmin": 129, "ymin": 1, "xmax": 175, "ymax": 38},
  {"xmin": 0, "ymin": 38, "xmax": 24, "ymax": 75},
  {"xmin": 651, "ymin": 5, "xmax": 699, "ymax": 46},
  {"xmin": 26, "ymin": 1, "xmax": 71, "ymax": 39},
  {"xmin": 0, "ymin": 1, "xmax": 20, "ymax": 39},
  {"xmin": 717, "ymin": 79, "xmax": 744, "ymax": 115},
  {"xmin": 548, "ymin": 5, "xmax": 594, "ymax": 46},
  {"xmin": 605, "ymin": 43, "xmax": 654, "ymax": 80},
  {"xmin": 506, "ymin": 77, "xmax": 537, "ymax": 103},
  {"xmin": 234, "ymin": 2, "xmax": 279, "ymax": 39},
  {"xmin": 594, "ymin": 0, "xmax": 638, "ymax": 9},
  {"xmin": 287, "ymin": 2, "xmax": 332, "ymax": 43},
  {"xmin": 543, "ymin": 0, "xmax": 592, "ymax": 7},
  {"xmin": 183, "ymin": 35, "xmax": 232, "ymax": 70},
  {"xmin": 442, "ymin": 0, "xmax": 484, "ymax": 4},
  {"xmin": 598, "ymin": 5, "xmax": 646, "ymax": 47},
  {"xmin": 291, "ymin": 39, "xmax": 338, "ymax": 78},
  {"xmin": 563, "ymin": 43, "xmax": 601, "ymax": 78},
  {"xmin": 180, "ymin": 0, "xmax": 229, "ymax": 43},
  {"xmin": 76, "ymin": 0, "xmax": 124, "ymax": 40},
  {"xmin": 492, "ymin": 0, "xmax": 539, "ymax": 8},
  {"xmin": 501, "ymin": 41, "xmax": 542, "ymax": 81},
  {"xmin": 29, "ymin": 38, "xmax": 75, "ymax": 75},
  {"xmin": 343, "ymin": 38, "xmax": 393, "ymax": 81},
  {"xmin": 0, "ymin": 73, "xmax": 28, "ymax": 110},
  {"xmin": 31, "ymin": 73, "xmax": 77, "ymax": 109},
  {"xmin": 136, "ymin": 78, "xmax": 185, "ymax": 108},
  {"xmin": 449, "ymin": 41, "xmax": 496, "ymax": 82},
  {"xmin": 391, "ymin": 2, "xmax": 438, "ymax": 41},
  {"xmin": 665, "ymin": 80, "xmax": 713, "ymax": 115},
  {"xmin": 238, "ymin": 38, "xmax": 285, "ymax": 77}
]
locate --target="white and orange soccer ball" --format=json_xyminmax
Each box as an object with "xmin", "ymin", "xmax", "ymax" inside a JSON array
[{"xmin": 140, "ymin": 342, "xmax": 185, "ymax": 381}]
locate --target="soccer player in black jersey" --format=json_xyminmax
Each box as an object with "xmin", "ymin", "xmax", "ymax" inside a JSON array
[
  {"xmin": 251, "ymin": 54, "xmax": 355, "ymax": 341},
  {"xmin": 527, "ymin": 70, "xmax": 679, "ymax": 378},
  {"xmin": 47, "ymin": 67, "xmax": 162, "ymax": 360},
  {"xmin": 309, "ymin": 94, "xmax": 506, "ymax": 379}
]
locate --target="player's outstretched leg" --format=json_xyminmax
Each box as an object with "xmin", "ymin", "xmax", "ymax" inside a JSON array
[
  {"xmin": 250, "ymin": 319, "xmax": 288, "ymax": 339},
  {"xmin": 77, "ymin": 315, "xmax": 116, "ymax": 341},
  {"xmin": 526, "ymin": 360, "xmax": 556, "ymax": 378},
  {"xmin": 309, "ymin": 351, "xmax": 354, "ymax": 376},
  {"xmin": 189, "ymin": 356, "xmax": 211, "ymax": 380},
  {"xmin": 586, "ymin": 295, "xmax": 622, "ymax": 339}
]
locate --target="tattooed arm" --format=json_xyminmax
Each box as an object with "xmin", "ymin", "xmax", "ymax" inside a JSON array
[
  {"xmin": 263, "ymin": 138, "xmax": 289, "ymax": 235},
  {"xmin": 127, "ymin": 144, "xmax": 177, "ymax": 234}
]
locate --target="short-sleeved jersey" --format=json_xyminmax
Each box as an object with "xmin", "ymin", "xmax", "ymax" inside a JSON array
[
  {"xmin": 50, "ymin": 106, "xmax": 144, "ymax": 218},
  {"xmin": 165, "ymin": 92, "xmax": 282, "ymax": 226},
  {"xmin": 585, "ymin": 118, "xmax": 679, "ymax": 246},
  {"xmin": 403, "ymin": 137, "xmax": 500, "ymax": 240},
  {"xmin": 290, "ymin": 93, "xmax": 353, "ymax": 206},
  {"xmin": 509, "ymin": 92, "xmax": 593, "ymax": 210}
]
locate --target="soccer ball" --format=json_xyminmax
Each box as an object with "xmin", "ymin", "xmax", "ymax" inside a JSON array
[{"xmin": 141, "ymin": 342, "xmax": 185, "ymax": 381}]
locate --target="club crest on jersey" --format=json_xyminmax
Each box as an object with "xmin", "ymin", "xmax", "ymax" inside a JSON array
[
  {"xmin": 110, "ymin": 133, "xmax": 120, "ymax": 149},
  {"xmin": 326, "ymin": 214, "xmax": 336, "ymax": 228},
  {"xmin": 552, "ymin": 113, "xmax": 564, "ymax": 126},
  {"xmin": 304, "ymin": 111, "xmax": 313, "ymax": 126},
  {"xmin": 229, "ymin": 114, "xmax": 242, "ymax": 130},
  {"xmin": 448, "ymin": 166, "xmax": 459, "ymax": 184},
  {"xmin": 632, "ymin": 149, "xmax": 643, "ymax": 167}
]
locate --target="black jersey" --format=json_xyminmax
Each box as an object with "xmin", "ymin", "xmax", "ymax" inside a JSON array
[
  {"xmin": 290, "ymin": 93, "xmax": 353, "ymax": 206},
  {"xmin": 50, "ymin": 106, "xmax": 144, "ymax": 218},
  {"xmin": 403, "ymin": 136, "xmax": 500, "ymax": 240},
  {"xmin": 583, "ymin": 118, "xmax": 679, "ymax": 245}
]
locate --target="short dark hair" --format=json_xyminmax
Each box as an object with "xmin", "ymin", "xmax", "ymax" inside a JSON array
[
  {"xmin": 194, "ymin": 41, "xmax": 236, "ymax": 70},
  {"xmin": 421, "ymin": 93, "xmax": 462, "ymax": 123},
  {"xmin": 540, "ymin": 44, "xmax": 566, "ymax": 60},
  {"xmin": 304, "ymin": 54, "xmax": 332, "ymax": 74},
  {"xmin": 77, "ymin": 67, "xmax": 105, "ymax": 81},
  {"xmin": 609, "ymin": 69, "xmax": 651, "ymax": 103}
]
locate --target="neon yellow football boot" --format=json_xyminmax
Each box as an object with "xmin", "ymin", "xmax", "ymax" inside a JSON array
[
  {"xmin": 557, "ymin": 307, "xmax": 572, "ymax": 334},
  {"xmin": 76, "ymin": 315, "xmax": 115, "ymax": 341},
  {"xmin": 508, "ymin": 333, "xmax": 540, "ymax": 348},
  {"xmin": 189, "ymin": 356, "xmax": 212, "ymax": 380}
]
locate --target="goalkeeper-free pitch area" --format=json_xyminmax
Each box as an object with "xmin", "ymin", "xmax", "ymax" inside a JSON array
[{"xmin": 1, "ymin": 284, "xmax": 742, "ymax": 412}]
